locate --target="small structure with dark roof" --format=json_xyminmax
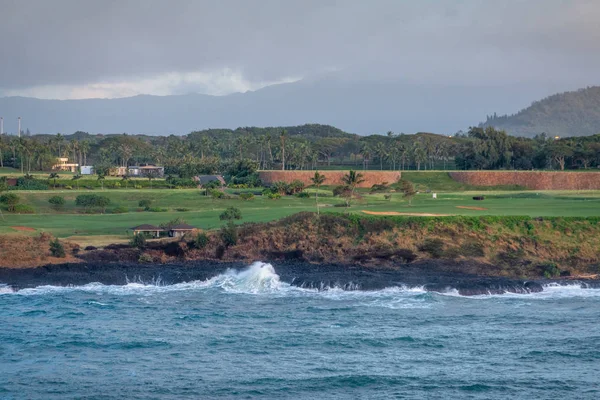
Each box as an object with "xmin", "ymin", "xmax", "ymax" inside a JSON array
[
  {"xmin": 130, "ymin": 224, "xmax": 164, "ymax": 238},
  {"xmin": 169, "ymin": 223, "xmax": 197, "ymax": 238},
  {"xmin": 194, "ymin": 175, "xmax": 226, "ymax": 187}
]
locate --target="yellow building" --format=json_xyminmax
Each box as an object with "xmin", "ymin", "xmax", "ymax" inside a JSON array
[{"xmin": 52, "ymin": 158, "xmax": 79, "ymax": 173}]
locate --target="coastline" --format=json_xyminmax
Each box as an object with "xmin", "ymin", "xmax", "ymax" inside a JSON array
[{"xmin": 2, "ymin": 259, "xmax": 599, "ymax": 296}]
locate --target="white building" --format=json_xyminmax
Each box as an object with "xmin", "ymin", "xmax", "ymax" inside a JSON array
[{"xmin": 81, "ymin": 166, "xmax": 94, "ymax": 175}]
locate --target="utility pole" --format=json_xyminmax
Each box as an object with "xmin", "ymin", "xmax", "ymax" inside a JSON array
[{"xmin": 18, "ymin": 117, "xmax": 21, "ymax": 137}]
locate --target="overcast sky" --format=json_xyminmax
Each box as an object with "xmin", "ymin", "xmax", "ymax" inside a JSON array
[{"xmin": 1, "ymin": 0, "xmax": 599, "ymax": 99}]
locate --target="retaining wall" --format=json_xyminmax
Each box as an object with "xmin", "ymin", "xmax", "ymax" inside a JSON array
[
  {"xmin": 258, "ymin": 170, "xmax": 401, "ymax": 188},
  {"xmin": 449, "ymin": 171, "xmax": 600, "ymax": 190}
]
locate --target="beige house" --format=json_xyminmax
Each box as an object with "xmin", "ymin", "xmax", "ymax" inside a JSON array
[{"xmin": 52, "ymin": 157, "xmax": 79, "ymax": 173}]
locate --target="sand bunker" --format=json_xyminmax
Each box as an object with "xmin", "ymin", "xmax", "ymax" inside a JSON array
[
  {"xmin": 11, "ymin": 226, "xmax": 36, "ymax": 232},
  {"xmin": 362, "ymin": 211, "xmax": 450, "ymax": 217},
  {"xmin": 456, "ymin": 206, "xmax": 488, "ymax": 211}
]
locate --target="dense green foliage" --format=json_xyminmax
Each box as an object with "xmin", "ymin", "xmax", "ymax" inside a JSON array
[
  {"xmin": 49, "ymin": 238, "xmax": 66, "ymax": 257},
  {"xmin": 75, "ymin": 194, "xmax": 111, "ymax": 212},
  {"xmin": 482, "ymin": 86, "xmax": 600, "ymax": 137}
]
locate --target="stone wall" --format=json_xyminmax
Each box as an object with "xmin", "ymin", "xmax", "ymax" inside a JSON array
[
  {"xmin": 449, "ymin": 171, "xmax": 600, "ymax": 190},
  {"xmin": 258, "ymin": 170, "xmax": 401, "ymax": 188}
]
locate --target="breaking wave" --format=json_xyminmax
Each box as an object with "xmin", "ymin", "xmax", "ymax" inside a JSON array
[{"xmin": 1, "ymin": 262, "xmax": 600, "ymax": 300}]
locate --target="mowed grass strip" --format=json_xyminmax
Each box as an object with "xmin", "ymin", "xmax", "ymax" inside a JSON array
[{"xmin": 1, "ymin": 188, "xmax": 600, "ymax": 238}]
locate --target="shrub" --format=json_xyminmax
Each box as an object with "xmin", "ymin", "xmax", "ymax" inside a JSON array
[
  {"xmin": 134, "ymin": 184, "xmax": 142, "ymax": 189},
  {"xmin": 220, "ymin": 222, "xmax": 238, "ymax": 247},
  {"xmin": 147, "ymin": 207, "xmax": 168, "ymax": 212},
  {"xmin": 175, "ymin": 207, "xmax": 190, "ymax": 212},
  {"xmin": 13, "ymin": 204, "xmax": 35, "ymax": 214},
  {"xmin": 49, "ymin": 239, "xmax": 65, "ymax": 258},
  {"xmin": 395, "ymin": 248, "xmax": 417, "ymax": 263},
  {"xmin": 239, "ymin": 193, "xmax": 255, "ymax": 201},
  {"xmin": 130, "ymin": 234, "xmax": 147, "ymax": 249},
  {"xmin": 48, "ymin": 196, "xmax": 65, "ymax": 210},
  {"xmin": 220, "ymin": 207, "xmax": 242, "ymax": 221},
  {"xmin": 541, "ymin": 263, "xmax": 561, "ymax": 278},
  {"xmin": 295, "ymin": 192, "xmax": 310, "ymax": 198},
  {"xmin": 333, "ymin": 203, "xmax": 348, "ymax": 207},
  {"xmin": 138, "ymin": 199, "xmax": 152, "ymax": 210},
  {"xmin": 333, "ymin": 185, "xmax": 351, "ymax": 197},
  {"xmin": 75, "ymin": 194, "xmax": 111, "ymax": 212},
  {"xmin": 12, "ymin": 177, "xmax": 48, "ymax": 190},
  {"xmin": 289, "ymin": 179, "xmax": 305, "ymax": 194},
  {"xmin": 0, "ymin": 193, "xmax": 20, "ymax": 212},
  {"xmin": 110, "ymin": 205, "xmax": 129, "ymax": 214},
  {"xmin": 209, "ymin": 189, "xmax": 227, "ymax": 199},
  {"xmin": 267, "ymin": 193, "xmax": 281, "ymax": 200},
  {"xmin": 418, "ymin": 238, "xmax": 445, "ymax": 258},
  {"xmin": 193, "ymin": 232, "xmax": 209, "ymax": 249},
  {"xmin": 138, "ymin": 253, "xmax": 153, "ymax": 263},
  {"xmin": 459, "ymin": 241, "xmax": 485, "ymax": 257},
  {"xmin": 272, "ymin": 181, "xmax": 290, "ymax": 195},
  {"xmin": 370, "ymin": 183, "xmax": 390, "ymax": 193}
]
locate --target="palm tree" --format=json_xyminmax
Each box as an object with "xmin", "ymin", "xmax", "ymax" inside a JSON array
[
  {"xmin": 280, "ymin": 129, "xmax": 287, "ymax": 170},
  {"xmin": 72, "ymin": 174, "xmax": 82, "ymax": 190},
  {"xmin": 79, "ymin": 140, "xmax": 91, "ymax": 165},
  {"xmin": 97, "ymin": 174, "xmax": 105, "ymax": 190},
  {"xmin": 310, "ymin": 171, "xmax": 327, "ymax": 214},
  {"xmin": 359, "ymin": 143, "xmax": 371, "ymax": 170},
  {"xmin": 55, "ymin": 133, "xmax": 65, "ymax": 158},
  {"xmin": 121, "ymin": 174, "xmax": 131, "ymax": 189},
  {"xmin": 374, "ymin": 142, "xmax": 388, "ymax": 170},
  {"xmin": 49, "ymin": 172, "xmax": 59, "ymax": 189},
  {"xmin": 341, "ymin": 170, "xmax": 365, "ymax": 208}
]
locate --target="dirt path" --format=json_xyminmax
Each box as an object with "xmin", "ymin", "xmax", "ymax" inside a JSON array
[
  {"xmin": 11, "ymin": 226, "xmax": 36, "ymax": 232},
  {"xmin": 456, "ymin": 206, "xmax": 488, "ymax": 211},
  {"xmin": 361, "ymin": 210, "xmax": 451, "ymax": 217}
]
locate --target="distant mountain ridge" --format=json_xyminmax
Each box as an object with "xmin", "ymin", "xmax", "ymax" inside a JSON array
[
  {"xmin": 0, "ymin": 78, "xmax": 588, "ymax": 136},
  {"xmin": 481, "ymin": 86, "xmax": 600, "ymax": 137}
]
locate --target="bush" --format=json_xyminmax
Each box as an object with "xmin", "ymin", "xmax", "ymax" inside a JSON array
[
  {"xmin": 459, "ymin": 241, "xmax": 485, "ymax": 257},
  {"xmin": 541, "ymin": 263, "xmax": 561, "ymax": 278},
  {"xmin": 272, "ymin": 181, "xmax": 290, "ymax": 195},
  {"xmin": 48, "ymin": 196, "xmax": 65, "ymax": 210},
  {"xmin": 13, "ymin": 204, "xmax": 35, "ymax": 214},
  {"xmin": 110, "ymin": 205, "xmax": 129, "ymax": 214},
  {"xmin": 220, "ymin": 207, "xmax": 242, "ymax": 221},
  {"xmin": 267, "ymin": 193, "xmax": 281, "ymax": 200},
  {"xmin": 370, "ymin": 183, "xmax": 390, "ymax": 193},
  {"xmin": 333, "ymin": 185, "xmax": 351, "ymax": 197},
  {"xmin": 220, "ymin": 221, "xmax": 238, "ymax": 247},
  {"xmin": 130, "ymin": 234, "xmax": 147, "ymax": 249},
  {"xmin": 209, "ymin": 189, "xmax": 227, "ymax": 199},
  {"xmin": 138, "ymin": 199, "xmax": 152, "ymax": 210},
  {"xmin": 193, "ymin": 232, "xmax": 209, "ymax": 249},
  {"xmin": 0, "ymin": 193, "xmax": 20, "ymax": 212},
  {"xmin": 12, "ymin": 177, "xmax": 48, "ymax": 190},
  {"xmin": 295, "ymin": 192, "xmax": 310, "ymax": 198},
  {"xmin": 138, "ymin": 253, "xmax": 153, "ymax": 263},
  {"xmin": 418, "ymin": 238, "xmax": 445, "ymax": 258},
  {"xmin": 239, "ymin": 193, "xmax": 255, "ymax": 201},
  {"xmin": 147, "ymin": 207, "xmax": 168, "ymax": 212},
  {"xmin": 175, "ymin": 207, "xmax": 190, "ymax": 212},
  {"xmin": 289, "ymin": 179, "xmax": 305, "ymax": 194},
  {"xmin": 64, "ymin": 185, "xmax": 73, "ymax": 190},
  {"xmin": 75, "ymin": 194, "xmax": 111, "ymax": 212},
  {"xmin": 49, "ymin": 239, "xmax": 65, "ymax": 258}
]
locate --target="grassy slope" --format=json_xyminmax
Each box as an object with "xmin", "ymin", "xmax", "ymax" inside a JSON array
[{"xmin": 1, "ymin": 188, "xmax": 600, "ymax": 238}]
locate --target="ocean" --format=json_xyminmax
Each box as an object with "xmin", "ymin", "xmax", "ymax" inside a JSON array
[{"xmin": 1, "ymin": 262, "xmax": 599, "ymax": 399}]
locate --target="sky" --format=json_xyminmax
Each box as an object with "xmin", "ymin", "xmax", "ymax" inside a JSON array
[{"xmin": 1, "ymin": 0, "xmax": 599, "ymax": 99}]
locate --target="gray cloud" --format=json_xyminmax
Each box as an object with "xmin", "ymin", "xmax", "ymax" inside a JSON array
[{"xmin": 1, "ymin": 0, "xmax": 599, "ymax": 98}]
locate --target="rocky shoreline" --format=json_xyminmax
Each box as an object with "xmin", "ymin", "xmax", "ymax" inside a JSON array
[{"xmin": 1, "ymin": 259, "xmax": 598, "ymax": 296}]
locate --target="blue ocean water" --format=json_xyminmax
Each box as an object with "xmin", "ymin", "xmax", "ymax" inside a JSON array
[{"xmin": 1, "ymin": 262, "xmax": 600, "ymax": 399}]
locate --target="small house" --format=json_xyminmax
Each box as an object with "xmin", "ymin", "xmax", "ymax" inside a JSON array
[
  {"xmin": 128, "ymin": 165, "xmax": 164, "ymax": 178},
  {"xmin": 130, "ymin": 224, "xmax": 164, "ymax": 238},
  {"xmin": 194, "ymin": 175, "xmax": 226, "ymax": 187},
  {"xmin": 52, "ymin": 157, "xmax": 79, "ymax": 173},
  {"xmin": 81, "ymin": 166, "xmax": 94, "ymax": 175},
  {"xmin": 169, "ymin": 223, "xmax": 197, "ymax": 238}
]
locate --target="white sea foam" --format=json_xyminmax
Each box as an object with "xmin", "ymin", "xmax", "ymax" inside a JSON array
[{"xmin": 2, "ymin": 263, "xmax": 600, "ymax": 301}]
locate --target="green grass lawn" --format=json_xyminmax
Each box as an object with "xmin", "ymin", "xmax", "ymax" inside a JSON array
[{"xmin": 1, "ymin": 188, "xmax": 600, "ymax": 239}]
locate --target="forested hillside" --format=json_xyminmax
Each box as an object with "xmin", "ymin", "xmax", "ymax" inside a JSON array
[{"xmin": 482, "ymin": 86, "xmax": 600, "ymax": 137}]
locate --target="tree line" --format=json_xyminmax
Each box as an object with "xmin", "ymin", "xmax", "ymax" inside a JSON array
[{"xmin": 1, "ymin": 124, "xmax": 599, "ymax": 175}]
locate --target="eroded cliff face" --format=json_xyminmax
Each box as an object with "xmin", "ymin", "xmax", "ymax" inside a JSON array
[
  {"xmin": 4, "ymin": 213, "xmax": 600, "ymax": 279},
  {"xmin": 449, "ymin": 171, "xmax": 600, "ymax": 190},
  {"xmin": 77, "ymin": 213, "xmax": 600, "ymax": 279}
]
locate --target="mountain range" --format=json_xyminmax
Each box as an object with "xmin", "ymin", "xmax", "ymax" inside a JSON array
[{"xmin": 0, "ymin": 77, "xmax": 596, "ymax": 137}]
